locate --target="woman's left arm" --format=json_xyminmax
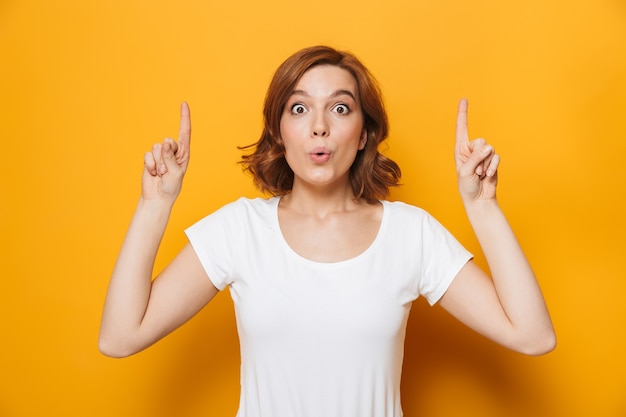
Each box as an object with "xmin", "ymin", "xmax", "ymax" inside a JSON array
[{"xmin": 438, "ymin": 99, "xmax": 556, "ymax": 355}]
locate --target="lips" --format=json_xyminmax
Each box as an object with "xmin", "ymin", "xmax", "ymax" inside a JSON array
[{"xmin": 309, "ymin": 146, "xmax": 331, "ymax": 163}]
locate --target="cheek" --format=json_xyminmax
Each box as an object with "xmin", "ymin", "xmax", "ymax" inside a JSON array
[
  {"xmin": 341, "ymin": 120, "xmax": 366, "ymax": 145},
  {"xmin": 279, "ymin": 122, "xmax": 298, "ymax": 157},
  {"xmin": 279, "ymin": 117, "xmax": 298, "ymax": 142}
]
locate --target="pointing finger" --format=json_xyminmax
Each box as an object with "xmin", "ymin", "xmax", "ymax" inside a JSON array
[
  {"xmin": 177, "ymin": 102, "xmax": 191, "ymax": 164},
  {"xmin": 456, "ymin": 98, "xmax": 469, "ymax": 148},
  {"xmin": 454, "ymin": 98, "xmax": 471, "ymax": 170}
]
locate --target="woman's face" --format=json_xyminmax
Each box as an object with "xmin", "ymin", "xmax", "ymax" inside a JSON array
[{"xmin": 279, "ymin": 65, "xmax": 366, "ymax": 191}]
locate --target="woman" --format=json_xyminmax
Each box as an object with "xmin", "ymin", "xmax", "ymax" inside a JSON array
[{"xmin": 99, "ymin": 46, "xmax": 555, "ymax": 416}]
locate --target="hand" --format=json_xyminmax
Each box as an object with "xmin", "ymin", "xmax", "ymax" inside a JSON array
[
  {"xmin": 454, "ymin": 99, "xmax": 500, "ymax": 202},
  {"xmin": 142, "ymin": 102, "xmax": 191, "ymax": 203}
]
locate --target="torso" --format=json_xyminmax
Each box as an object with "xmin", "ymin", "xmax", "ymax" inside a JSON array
[{"xmin": 185, "ymin": 196, "xmax": 472, "ymax": 417}]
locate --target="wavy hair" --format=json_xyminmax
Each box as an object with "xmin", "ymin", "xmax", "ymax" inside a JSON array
[{"xmin": 240, "ymin": 45, "xmax": 400, "ymax": 202}]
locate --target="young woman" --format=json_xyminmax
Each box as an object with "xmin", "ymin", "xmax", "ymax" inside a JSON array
[{"xmin": 99, "ymin": 46, "xmax": 555, "ymax": 417}]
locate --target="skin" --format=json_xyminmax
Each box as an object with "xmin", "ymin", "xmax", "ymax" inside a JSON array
[
  {"xmin": 278, "ymin": 65, "xmax": 379, "ymax": 263},
  {"xmin": 99, "ymin": 70, "xmax": 555, "ymax": 358},
  {"xmin": 280, "ymin": 65, "xmax": 367, "ymax": 191},
  {"xmin": 438, "ymin": 99, "xmax": 556, "ymax": 355}
]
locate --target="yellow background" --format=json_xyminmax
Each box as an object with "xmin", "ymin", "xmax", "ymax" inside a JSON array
[{"xmin": 1, "ymin": 0, "xmax": 625, "ymax": 416}]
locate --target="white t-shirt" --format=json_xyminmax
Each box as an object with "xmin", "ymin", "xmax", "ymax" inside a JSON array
[{"xmin": 185, "ymin": 197, "xmax": 472, "ymax": 417}]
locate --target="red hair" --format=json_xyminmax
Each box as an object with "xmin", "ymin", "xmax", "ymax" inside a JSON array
[{"xmin": 240, "ymin": 46, "xmax": 400, "ymax": 202}]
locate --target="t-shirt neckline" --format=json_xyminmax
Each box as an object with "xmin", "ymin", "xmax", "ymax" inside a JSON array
[{"xmin": 270, "ymin": 196, "xmax": 388, "ymax": 267}]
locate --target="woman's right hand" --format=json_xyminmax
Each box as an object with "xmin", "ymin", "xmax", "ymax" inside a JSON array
[
  {"xmin": 142, "ymin": 102, "xmax": 191, "ymax": 203},
  {"xmin": 100, "ymin": 102, "xmax": 219, "ymax": 358}
]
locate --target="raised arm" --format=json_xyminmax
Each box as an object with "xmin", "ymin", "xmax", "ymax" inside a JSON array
[
  {"xmin": 438, "ymin": 99, "xmax": 556, "ymax": 355},
  {"xmin": 99, "ymin": 103, "xmax": 219, "ymax": 358}
]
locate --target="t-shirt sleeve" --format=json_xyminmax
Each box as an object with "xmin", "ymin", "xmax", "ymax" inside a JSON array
[
  {"xmin": 418, "ymin": 212, "xmax": 473, "ymax": 306},
  {"xmin": 184, "ymin": 201, "xmax": 242, "ymax": 291}
]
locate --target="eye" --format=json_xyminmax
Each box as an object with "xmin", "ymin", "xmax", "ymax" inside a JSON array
[
  {"xmin": 291, "ymin": 104, "xmax": 307, "ymax": 114},
  {"xmin": 332, "ymin": 104, "xmax": 350, "ymax": 114}
]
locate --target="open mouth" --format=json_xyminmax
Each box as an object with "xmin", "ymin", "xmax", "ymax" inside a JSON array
[{"xmin": 310, "ymin": 148, "xmax": 331, "ymax": 163}]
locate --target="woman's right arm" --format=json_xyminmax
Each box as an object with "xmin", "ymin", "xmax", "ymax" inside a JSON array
[{"xmin": 98, "ymin": 103, "xmax": 219, "ymax": 358}]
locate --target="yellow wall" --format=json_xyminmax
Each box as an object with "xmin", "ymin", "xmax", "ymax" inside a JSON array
[{"xmin": 1, "ymin": 0, "xmax": 624, "ymax": 415}]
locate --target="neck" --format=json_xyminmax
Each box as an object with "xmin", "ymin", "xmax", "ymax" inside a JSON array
[{"xmin": 280, "ymin": 179, "xmax": 364, "ymax": 217}]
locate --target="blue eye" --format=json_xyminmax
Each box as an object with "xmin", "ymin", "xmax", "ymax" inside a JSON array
[
  {"xmin": 291, "ymin": 104, "xmax": 306, "ymax": 114},
  {"xmin": 333, "ymin": 104, "xmax": 350, "ymax": 114}
]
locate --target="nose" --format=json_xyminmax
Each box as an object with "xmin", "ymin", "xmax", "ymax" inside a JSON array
[{"xmin": 312, "ymin": 113, "xmax": 328, "ymax": 137}]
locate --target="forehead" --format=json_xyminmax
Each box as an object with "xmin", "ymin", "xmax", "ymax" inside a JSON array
[{"xmin": 293, "ymin": 65, "xmax": 358, "ymax": 96}]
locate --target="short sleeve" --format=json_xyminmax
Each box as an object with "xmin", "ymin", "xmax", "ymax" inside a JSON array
[
  {"xmin": 185, "ymin": 201, "xmax": 243, "ymax": 291},
  {"xmin": 418, "ymin": 213, "xmax": 473, "ymax": 305}
]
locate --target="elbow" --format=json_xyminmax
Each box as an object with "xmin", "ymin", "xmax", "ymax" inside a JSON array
[
  {"xmin": 98, "ymin": 339, "xmax": 131, "ymax": 359},
  {"xmin": 515, "ymin": 329, "xmax": 557, "ymax": 356},
  {"xmin": 98, "ymin": 332, "xmax": 140, "ymax": 359}
]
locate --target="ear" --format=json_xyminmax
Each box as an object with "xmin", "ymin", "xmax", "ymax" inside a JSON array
[{"xmin": 358, "ymin": 129, "xmax": 368, "ymax": 150}]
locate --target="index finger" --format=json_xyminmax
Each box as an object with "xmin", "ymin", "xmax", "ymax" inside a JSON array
[
  {"xmin": 456, "ymin": 98, "xmax": 469, "ymax": 147},
  {"xmin": 178, "ymin": 101, "xmax": 191, "ymax": 153}
]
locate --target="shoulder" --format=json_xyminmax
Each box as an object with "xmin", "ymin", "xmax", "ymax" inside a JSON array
[
  {"xmin": 381, "ymin": 200, "xmax": 452, "ymax": 237},
  {"xmin": 207, "ymin": 196, "xmax": 279, "ymax": 217},
  {"xmin": 187, "ymin": 196, "xmax": 278, "ymax": 232},
  {"xmin": 382, "ymin": 200, "xmax": 431, "ymax": 221}
]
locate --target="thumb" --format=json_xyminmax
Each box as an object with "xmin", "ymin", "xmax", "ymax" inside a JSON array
[
  {"xmin": 461, "ymin": 142, "xmax": 493, "ymax": 178},
  {"xmin": 162, "ymin": 140, "xmax": 182, "ymax": 176}
]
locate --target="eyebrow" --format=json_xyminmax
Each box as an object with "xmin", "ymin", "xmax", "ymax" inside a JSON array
[{"xmin": 290, "ymin": 89, "xmax": 357, "ymax": 101}]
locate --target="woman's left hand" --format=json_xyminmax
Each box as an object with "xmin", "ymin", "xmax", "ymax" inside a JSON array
[{"xmin": 454, "ymin": 98, "xmax": 500, "ymax": 202}]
